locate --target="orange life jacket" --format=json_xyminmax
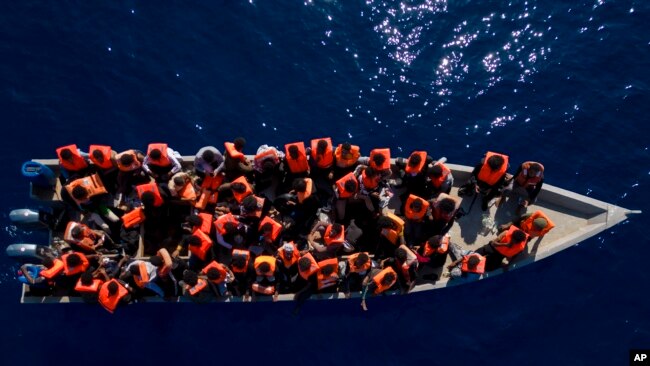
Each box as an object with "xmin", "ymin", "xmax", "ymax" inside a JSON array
[
  {"xmin": 519, "ymin": 210, "xmax": 555, "ymax": 237},
  {"xmin": 177, "ymin": 181, "xmax": 197, "ymax": 201},
  {"xmin": 369, "ymin": 148, "xmax": 391, "ymax": 171},
  {"xmin": 310, "ymin": 137, "xmax": 334, "ymax": 169},
  {"xmin": 202, "ymin": 261, "xmax": 229, "ymax": 285},
  {"xmin": 241, "ymin": 195, "xmax": 265, "ymax": 218},
  {"xmin": 98, "ymin": 279, "xmax": 128, "ymax": 313},
  {"xmin": 62, "ymin": 253, "xmax": 90, "ymax": 276},
  {"xmin": 132, "ymin": 261, "xmax": 150, "ymax": 289},
  {"xmin": 201, "ymin": 174, "xmax": 224, "ymax": 190},
  {"xmin": 259, "ymin": 216, "xmax": 282, "ymax": 242},
  {"xmin": 254, "ymin": 147, "xmax": 280, "ymax": 167},
  {"xmin": 360, "ymin": 168, "xmax": 381, "ymax": 191},
  {"xmin": 196, "ymin": 213, "xmax": 213, "ymax": 234},
  {"xmin": 515, "ymin": 162, "xmax": 544, "ymax": 187},
  {"xmin": 231, "ymin": 249, "xmax": 251, "ymax": 274},
  {"xmin": 297, "ymin": 178, "xmax": 313, "ymax": 203},
  {"xmin": 404, "ymin": 194, "xmax": 430, "ymax": 222},
  {"xmin": 40, "ymin": 259, "xmax": 64, "ymax": 280},
  {"xmin": 372, "ymin": 267, "xmax": 397, "ymax": 294},
  {"xmin": 136, "ymin": 181, "xmax": 164, "ymax": 207},
  {"xmin": 461, "ymin": 254, "xmax": 486, "ymax": 274},
  {"xmin": 334, "ymin": 144, "xmax": 360, "ymax": 168},
  {"xmin": 156, "ymin": 248, "xmax": 173, "ymax": 278},
  {"xmin": 347, "ymin": 252, "xmax": 371, "ymax": 274},
  {"xmin": 493, "ymin": 225, "xmax": 529, "ymax": 259},
  {"xmin": 115, "ymin": 150, "xmax": 141, "ymax": 172},
  {"xmin": 187, "ymin": 278, "xmax": 208, "ymax": 296},
  {"xmin": 195, "ymin": 174, "xmax": 223, "ymax": 209},
  {"xmin": 65, "ymin": 174, "xmax": 108, "ymax": 205},
  {"xmin": 423, "ymin": 235, "xmax": 449, "ymax": 256},
  {"xmin": 277, "ymin": 242, "xmax": 300, "ymax": 268},
  {"xmin": 213, "ymin": 213, "xmax": 240, "ymax": 236},
  {"xmin": 189, "ymin": 229, "xmax": 213, "ymax": 261},
  {"xmin": 254, "ymin": 255, "xmax": 277, "ymax": 278},
  {"xmin": 56, "ymin": 144, "xmax": 88, "ymax": 171},
  {"xmin": 405, "ymin": 151, "xmax": 427, "ymax": 175},
  {"xmin": 323, "ymin": 224, "xmax": 345, "ymax": 246},
  {"xmin": 88, "ymin": 145, "xmax": 114, "ymax": 170},
  {"xmin": 63, "ymin": 221, "xmax": 97, "ymax": 252},
  {"xmin": 284, "ymin": 142, "xmax": 309, "ymax": 174},
  {"xmin": 380, "ymin": 213, "xmax": 405, "ymax": 245},
  {"xmin": 147, "ymin": 143, "xmax": 171, "ymax": 167},
  {"xmin": 477, "ymin": 151, "xmax": 509, "ymax": 186},
  {"xmin": 429, "ymin": 162, "xmax": 451, "ymax": 188},
  {"xmin": 316, "ymin": 258, "xmax": 339, "ymax": 290},
  {"xmin": 122, "ymin": 207, "xmax": 146, "ymax": 229},
  {"xmin": 298, "ymin": 253, "xmax": 319, "ymax": 280},
  {"xmin": 335, "ymin": 172, "xmax": 358, "ymax": 199},
  {"xmin": 224, "ymin": 142, "xmax": 246, "ymax": 162},
  {"xmin": 75, "ymin": 278, "xmax": 103, "ymax": 293},
  {"xmin": 231, "ymin": 176, "xmax": 253, "ymax": 204}
]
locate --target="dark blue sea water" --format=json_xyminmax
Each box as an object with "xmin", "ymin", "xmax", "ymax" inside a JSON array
[{"xmin": 1, "ymin": 1, "xmax": 649, "ymax": 364}]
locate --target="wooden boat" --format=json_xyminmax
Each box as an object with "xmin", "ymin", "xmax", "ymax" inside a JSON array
[{"xmin": 11, "ymin": 156, "xmax": 640, "ymax": 304}]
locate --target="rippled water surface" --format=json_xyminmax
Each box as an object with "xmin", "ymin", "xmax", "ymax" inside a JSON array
[{"xmin": 0, "ymin": 1, "xmax": 649, "ymax": 364}]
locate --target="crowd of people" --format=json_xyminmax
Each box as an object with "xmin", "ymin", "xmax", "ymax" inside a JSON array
[{"xmin": 17, "ymin": 138, "xmax": 554, "ymax": 313}]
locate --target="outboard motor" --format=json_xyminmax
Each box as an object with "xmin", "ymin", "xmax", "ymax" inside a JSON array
[
  {"xmin": 6, "ymin": 244, "xmax": 58, "ymax": 264},
  {"xmin": 9, "ymin": 209, "xmax": 52, "ymax": 230}
]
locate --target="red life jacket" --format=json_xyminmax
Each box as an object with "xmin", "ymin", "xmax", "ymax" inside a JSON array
[
  {"xmin": 380, "ymin": 213, "xmax": 404, "ymax": 245},
  {"xmin": 115, "ymin": 150, "xmax": 141, "ymax": 172},
  {"xmin": 254, "ymin": 147, "xmax": 280, "ymax": 167},
  {"xmin": 316, "ymin": 258, "xmax": 339, "ymax": 290},
  {"xmin": 284, "ymin": 142, "xmax": 309, "ymax": 173},
  {"xmin": 372, "ymin": 267, "xmax": 397, "ymax": 294},
  {"xmin": 132, "ymin": 261, "xmax": 150, "ymax": 289},
  {"xmin": 189, "ymin": 229, "xmax": 213, "ymax": 261},
  {"xmin": 369, "ymin": 148, "xmax": 391, "ymax": 171},
  {"xmin": 477, "ymin": 151, "xmax": 509, "ymax": 186},
  {"xmin": 461, "ymin": 254, "xmax": 486, "ymax": 274},
  {"xmin": 404, "ymin": 194, "xmax": 430, "ymax": 222},
  {"xmin": 231, "ymin": 176, "xmax": 253, "ymax": 204},
  {"xmin": 334, "ymin": 144, "xmax": 360, "ymax": 168},
  {"xmin": 63, "ymin": 221, "xmax": 97, "ymax": 252},
  {"xmin": 75, "ymin": 278, "xmax": 103, "ymax": 293},
  {"xmin": 258, "ymin": 216, "xmax": 282, "ymax": 242},
  {"xmin": 156, "ymin": 248, "xmax": 173, "ymax": 278},
  {"xmin": 429, "ymin": 162, "xmax": 451, "ymax": 188},
  {"xmin": 213, "ymin": 213, "xmax": 240, "ymax": 236},
  {"xmin": 347, "ymin": 252, "xmax": 371, "ymax": 273},
  {"xmin": 493, "ymin": 225, "xmax": 529, "ymax": 259},
  {"xmin": 297, "ymin": 178, "xmax": 313, "ymax": 203},
  {"xmin": 187, "ymin": 279, "xmax": 208, "ymax": 296},
  {"xmin": 224, "ymin": 142, "xmax": 246, "ymax": 162},
  {"xmin": 423, "ymin": 235, "xmax": 449, "ymax": 256},
  {"xmin": 56, "ymin": 144, "xmax": 88, "ymax": 171},
  {"xmin": 405, "ymin": 151, "xmax": 427, "ymax": 175},
  {"xmin": 519, "ymin": 210, "xmax": 555, "ymax": 237},
  {"xmin": 298, "ymin": 253, "xmax": 319, "ymax": 280},
  {"xmin": 98, "ymin": 279, "xmax": 128, "ymax": 313},
  {"xmin": 231, "ymin": 249, "xmax": 250, "ymax": 274},
  {"xmin": 202, "ymin": 261, "xmax": 229, "ymax": 285},
  {"xmin": 136, "ymin": 181, "xmax": 164, "ymax": 207},
  {"xmin": 335, "ymin": 172, "xmax": 358, "ymax": 199},
  {"xmin": 122, "ymin": 207, "xmax": 146, "ymax": 229},
  {"xmin": 89, "ymin": 145, "xmax": 114, "ymax": 170},
  {"xmin": 241, "ymin": 195, "xmax": 265, "ymax": 218},
  {"xmin": 323, "ymin": 224, "xmax": 345, "ymax": 246},
  {"xmin": 196, "ymin": 213, "xmax": 213, "ymax": 234},
  {"xmin": 147, "ymin": 143, "xmax": 171, "ymax": 167},
  {"xmin": 254, "ymin": 256, "xmax": 277, "ymax": 278},
  {"xmin": 515, "ymin": 162, "xmax": 544, "ymax": 187},
  {"xmin": 360, "ymin": 169, "xmax": 380, "ymax": 191},
  {"xmin": 64, "ymin": 174, "xmax": 108, "ymax": 205},
  {"xmin": 62, "ymin": 253, "xmax": 90, "ymax": 276},
  {"xmin": 40, "ymin": 259, "xmax": 64, "ymax": 281},
  {"xmin": 310, "ymin": 137, "xmax": 334, "ymax": 169},
  {"xmin": 277, "ymin": 242, "xmax": 300, "ymax": 268}
]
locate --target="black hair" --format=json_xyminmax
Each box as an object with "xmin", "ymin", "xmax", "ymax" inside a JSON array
[
  {"xmin": 262, "ymin": 159, "xmax": 275, "ymax": 172},
  {"xmin": 231, "ymin": 182, "xmax": 247, "ymax": 193},
  {"xmin": 149, "ymin": 255, "xmax": 163, "ymax": 267},
  {"xmin": 372, "ymin": 153, "xmax": 386, "ymax": 167},
  {"xmin": 342, "ymin": 142, "xmax": 352, "ymax": 152},
  {"xmin": 343, "ymin": 179, "xmax": 357, "ymax": 193},
  {"xmin": 293, "ymin": 178, "xmax": 307, "ymax": 193},
  {"xmin": 353, "ymin": 253, "xmax": 369, "ymax": 268},
  {"xmin": 107, "ymin": 281, "xmax": 119, "ymax": 295},
  {"xmin": 487, "ymin": 155, "xmax": 504, "ymax": 170},
  {"xmin": 408, "ymin": 153, "xmax": 422, "ymax": 167},
  {"xmin": 260, "ymin": 222, "xmax": 273, "ymax": 233},
  {"xmin": 428, "ymin": 164, "xmax": 443, "ymax": 177},
  {"xmin": 242, "ymin": 195, "xmax": 259, "ymax": 212},
  {"xmin": 71, "ymin": 186, "xmax": 89, "ymax": 200},
  {"xmin": 288, "ymin": 145, "xmax": 299, "ymax": 159},
  {"xmin": 187, "ymin": 235, "xmax": 202, "ymax": 247},
  {"xmin": 149, "ymin": 148, "xmax": 162, "ymax": 161},
  {"xmin": 201, "ymin": 149, "xmax": 215, "ymax": 163},
  {"xmin": 511, "ymin": 230, "xmax": 527, "ymax": 243},
  {"xmin": 60, "ymin": 148, "xmax": 73, "ymax": 161},
  {"xmin": 42, "ymin": 257, "xmax": 55, "ymax": 268},
  {"xmin": 231, "ymin": 255, "xmax": 246, "ymax": 269},
  {"xmin": 65, "ymin": 253, "xmax": 81, "ymax": 267},
  {"xmin": 91, "ymin": 149, "xmax": 105, "ymax": 162},
  {"xmin": 329, "ymin": 223, "xmax": 343, "ymax": 237},
  {"xmin": 187, "ymin": 215, "xmax": 203, "ymax": 227},
  {"xmin": 140, "ymin": 191, "xmax": 155, "ymax": 207},
  {"xmin": 467, "ymin": 255, "xmax": 481, "ymax": 269},
  {"xmin": 320, "ymin": 263, "xmax": 335, "ymax": 276},
  {"xmin": 298, "ymin": 257, "xmax": 312, "ymax": 272},
  {"xmin": 381, "ymin": 272, "xmax": 396, "ymax": 286},
  {"xmin": 427, "ymin": 236, "xmax": 442, "ymax": 249},
  {"xmin": 438, "ymin": 198, "xmax": 456, "ymax": 214},
  {"xmin": 80, "ymin": 271, "xmax": 94, "ymax": 286},
  {"xmin": 71, "ymin": 225, "xmax": 84, "ymax": 239},
  {"xmin": 183, "ymin": 270, "xmax": 198, "ymax": 286},
  {"xmin": 233, "ymin": 137, "xmax": 246, "ymax": 150},
  {"xmin": 120, "ymin": 153, "xmax": 134, "ymax": 166},
  {"xmin": 206, "ymin": 267, "xmax": 222, "ymax": 281},
  {"xmin": 395, "ymin": 247, "xmax": 407, "ymax": 262},
  {"xmin": 364, "ymin": 166, "xmax": 377, "ymax": 177},
  {"xmin": 258, "ymin": 262, "xmax": 271, "ymax": 274},
  {"xmin": 316, "ymin": 139, "xmax": 328, "ymax": 154},
  {"xmin": 129, "ymin": 264, "xmax": 141, "ymax": 275},
  {"xmin": 223, "ymin": 222, "xmax": 237, "ymax": 235},
  {"xmin": 409, "ymin": 198, "xmax": 423, "ymax": 212}
]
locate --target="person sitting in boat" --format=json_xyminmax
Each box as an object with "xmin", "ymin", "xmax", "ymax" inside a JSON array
[
  {"xmin": 98, "ymin": 279, "xmax": 133, "ymax": 313},
  {"xmin": 376, "ymin": 213, "xmax": 406, "ymax": 259},
  {"xmin": 354, "ymin": 165, "xmax": 384, "ymax": 215},
  {"xmin": 213, "ymin": 214, "xmax": 249, "ymax": 251},
  {"xmin": 340, "ymin": 252, "xmax": 374, "ymax": 298},
  {"xmin": 415, "ymin": 234, "xmax": 450, "ymax": 281},
  {"xmin": 56, "ymin": 144, "xmax": 91, "ymax": 180},
  {"xmin": 446, "ymin": 243, "xmax": 486, "ymax": 281},
  {"xmin": 115, "ymin": 149, "xmax": 149, "ymax": 200},
  {"xmin": 193, "ymin": 146, "xmax": 224, "ymax": 178},
  {"xmin": 88, "ymin": 144, "xmax": 118, "ymax": 193},
  {"xmin": 218, "ymin": 176, "xmax": 254, "ymax": 205},
  {"xmin": 258, "ymin": 216, "xmax": 283, "ymax": 254},
  {"xmin": 275, "ymin": 242, "xmax": 301, "ymax": 293},
  {"xmin": 200, "ymin": 260, "xmax": 234, "ymax": 297},
  {"xmin": 276, "ymin": 178, "xmax": 320, "ymax": 235},
  {"xmin": 359, "ymin": 148, "xmax": 392, "ymax": 181},
  {"xmin": 229, "ymin": 249, "xmax": 255, "ymax": 298},
  {"xmin": 149, "ymin": 249, "xmax": 178, "ymax": 297},
  {"xmin": 459, "ymin": 151, "xmax": 510, "ymax": 211},
  {"xmin": 18, "ymin": 259, "xmax": 61, "ymax": 291},
  {"xmin": 221, "ymin": 137, "xmax": 254, "ymax": 181},
  {"xmin": 428, "ymin": 193, "xmax": 461, "ymax": 236},
  {"xmin": 396, "ymin": 150, "xmax": 432, "ymax": 198},
  {"xmin": 282, "ymin": 142, "xmax": 310, "ymax": 191},
  {"xmin": 475, "ymin": 226, "xmax": 529, "ymax": 271},
  {"xmin": 237, "ymin": 195, "xmax": 268, "ymax": 228},
  {"xmin": 172, "ymin": 230, "xmax": 214, "ymax": 271},
  {"xmin": 63, "ymin": 220, "xmax": 117, "ymax": 254},
  {"xmin": 167, "ymin": 172, "xmax": 197, "ymax": 203},
  {"xmin": 74, "ymin": 270, "xmax": 105, "ymax": 304},
  {"xmin": 333, "ymin": 142, "xmax": 361, "ymax": 179},
  {"xmin": 315, "ymin": 258, "xmax": 341, "ymax": 294},
  {"xmin": 181, "ymin": 270, "xmax": 211, "ymax": 303},
  {"xmin": 309, "ymin": 137, "xmax": 335, "ymax": 181},
  {"xmin": 403, "ymin": 194, "xmax": 432, "ymax": 245},
  {"xmin": 253, "ymin": 144, "xmax": 284, "ymax": 192},
  {"xmin": 498, "ymin": 210, "xmax": 555, "ymax": 239},
  {"xmin": 142, "ymin": 143, "xmax": 183, "ymax": 181},
  {"xmin": 333, "ymin": 171, "xmax": 361, "ymax": 221},
  {"xmin": 504, "ymin": 161, "xmax": 545, "ymax": 214},
  {"xmin": 308, "ymin": 222, "xmax": 350, "ymax": 260},
  {"xmin": 251, "ymin": 255, "xmax": 281, "ymax": 302},
  {"xmin": 382, "ymin": 245, "xmax": 419, "ymax": 293},
  {"xmin": 121, "ymin": 258, "xmax": 164, "ymax": 298},
  {"xmin": 426, "ymin": 159, "xmax": 453, "ymax": 197},
  {"xmin": 360, "ymin": 266, "xmax": 398, "ymax": 311}
]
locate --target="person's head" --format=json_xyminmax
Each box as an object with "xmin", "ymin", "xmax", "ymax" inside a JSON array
[
  {"xmin": 119, "ymin": 153, "xmax": 135, "ymax": 166},
  {"xmin": 80, "ymin": 271, "xmax": 94, "ymax": 286},
  {"xmin": 201, "ymin": 149, "xmax": 215, "ymax": 163},
  {"xmin": 528, "ymin": 163, "xmax": 541, "ymax": 177},
  {"xmin": 372, "ymin": 152, "xmax": 386, "ymax": 167},
  {"xmin": 71, "ymin": 186, "xmax": 89, "ymax": 201},
  {"xmin": 343, "ymin": 179, "xmax": 357, "ymax": 193},
  {"xmin": 328, "ymin": 223, "xmax": 343, "ymax": 237},
  {"xmin": 233, "ymin": 137, "xmax": 246, "ymax": 151},
  {"xmin": 262, "ymin": 159, "xmax": 275, "ymax": 173},
  {"xmin": 129, "ymin": 264, "xmax": 141, "ymax": 276},
  {"xmin": 223, "ymin": 222, "xmax": 237, "ymax": 235},
  {"xmin": 408, "ymin": 153, "xmax": 422, "ymax": 167},
  {"xmin": 395, "ymin": 247, "xmax": 407, "ymax": 262},
  {"xmin": 231, "ymin": 182, "xmax": 247, "ymax": 193},
  {"xmin": 533, "ymin": 217, "xmax": 548, "ymax": 230},
  {"xmin": 364, "ymin": 166, "xmax": 377, "ymax": 178},
  {"xmin": 149, "ymin": 148, "xmax": 162, "ymax": 161},
  {"xmin": 438, "ymin": 198, "xmax": 456, "ymax": 214},
  {"xmin": 92, "ymin": 149, "xmax": 105, "ymax": 163},
  {"xmin": 511, "ymin": 229, "xmax": 527, "ymax": 244},
  {"xmin": 380, "ymin": 272, "xmax": 396, "ymax": 286},
  {"xmin": 427, "ymin": 235, "xmax": 442, "ymax": 249},
  {"xmin": 231, "ymin": 255, "xmax": 246, "ymax": 269},
  {"xmin": 183, "ymin": 270, "xmax": 198, "ymax": 286},
  {"xmin": 298, "ymin": 257, "xmax": 312, "ymax": 272},
  {"xmin": 140, "ymin": 191, "xmax": 155, "ymax": 207},
  {"xmin": 42, "ymin": 257, "xmax": 55, "ymax": 269},
  {"xmin": 59, "ymin": 148, "xmax": 73, "ymax": 161},
  {"xmin": 260, "ymin": 222, "xmax": 273, "ymax": 235},
  {"xmin": 107, "ymin": 281, "xmax": 119, "ymax": 296},
  {"xmin": 288, "ymin": 145, "xmax": 299, "ymax": 159},
  {"xmin": 206, "ymin": 268, "xmax": 222, "ymax": 281},
  {"xmin": 293, "ymin": 178, "xmax": 307, "ymax": 193},
  {"xmin": 258, "ymin": 262, "xmax": 271, "ymax": 274},
  {"xmin": 173, "ymin": 175, "xmax": 186, "ymax": 187},
  {"xmin": 341, "ymin": 142, "xmax": 352, "ymax": 154},
  {"xmin": 377, "ymin": 216, "xmax": 395, "ymax": 229},
  {"xmin": 316, "ymin": 139, "xmax": 328, "ymax": 155},
  {"xmin": 187, "ymin": 215, "xmax": 202, "ymax": 227},
  {"xmin": 65, "ymin": 253, "xmax": 82, "ymax": 267},
  {"xmin": 187, "ymin": 235, "xmax": 202, "ymax": 247},
  {"xmin": 320, "ymin": 264, "xmax": 335, "ymax": 276},
  {"xmin": 428, "ymin": 164, "xmax": 443, "ymax": 178},
  {"xmin": 242, "ymin": 195, "xmax": 259, "ymax": 212},
  {"xmin": 487, "ymin": 154, "xmax": 504, "ymax": 171},
  {"xmin": 467, "ymin": 255, "xmax": 481, "ymax": 269},
  {"xmin": 409, "ymin": 198, "xmax": 423, "ymax": 213},
  {"xmin": 149, "ymin": 255, "xmax": 163, "ymax": 267},
  {"xmin": 353, "ymin": 253, "xmax": 369, "ymax": 268},
  {"xmin": 71, "ymin": 225, "xmax": 84, "ymax": 239}
]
